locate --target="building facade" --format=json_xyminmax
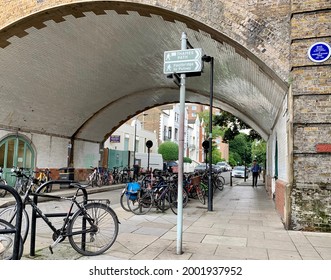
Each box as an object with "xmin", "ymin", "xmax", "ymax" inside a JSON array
[{"xmin": 0, "ymin": 0, "xmax": 330, "ymax": 231}]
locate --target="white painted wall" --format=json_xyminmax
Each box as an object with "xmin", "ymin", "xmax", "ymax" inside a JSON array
[
  {"xmin": 268, "ymin": 96, "xmax": 288, "ymax": 193},
  {"xmin": 0, "ymin": 129, "xmax": 68, "ymax": 168},
  {"xmin": 104, "ymin": 123, "xmax": 158, "ymax": 154},
  {"xmin": 74, "ymin": 140, "xmax": 100, "ymax": 168}
]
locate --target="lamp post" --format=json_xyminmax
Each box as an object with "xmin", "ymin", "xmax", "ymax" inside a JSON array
[{"xmin": 202, "ymin": 54, "xmax": 214, "ymax": 212}]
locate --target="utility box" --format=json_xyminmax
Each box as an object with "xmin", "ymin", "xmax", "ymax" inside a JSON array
[{"xmin": 58, "ymin": 167, "xmax": 75, "ymax": 188}]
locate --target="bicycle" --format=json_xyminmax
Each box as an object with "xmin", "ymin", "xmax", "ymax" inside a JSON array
[
  {"xmin": 100, "ymin": 168, "xmax": 112, "ymax": 186},
  {"xmin": 0, "ymin": 218, "xmax": 24, "ymax": 259},
  {"xmin": 87, "ymin": 166, "xmax": 102, "ymax": 187},
  {"xmin": 127, "ymin": 172, "xmax": 188, "ymax": 215},
  {"xmin": 186, "ymin": 175, "xmax": 205, "ymax": 205},
  {"xmin": 111, "ymin": 166, "xmax": 121, "ymax": 185},
  {"xmin": 11, "ymin": 167, "xmax": 31, "ymax": 195},
  {"xmin": 0, "ymin": 180, "xmax": 120, "ymax": 256},
  {"xmin": 0, "ymin": 167, "xmax": 7, "ymax": 197},
  {"xmin": 119, "ymin": 166, "xmax": 131, "ymax": 183},
  {"xmin": 34, "ymin": 168, "xmax": 52, "ymax": 193}
]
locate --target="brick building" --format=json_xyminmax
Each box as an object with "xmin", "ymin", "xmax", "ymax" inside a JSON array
[{"xmin": 0, "ymin": 0, "xmax": 330, "ymax": 231}]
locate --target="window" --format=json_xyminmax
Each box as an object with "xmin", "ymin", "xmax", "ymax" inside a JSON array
[
  {"xmin": 175, "ymin": 128, "xmax": 178, "ymax": 140},
  {"xmin": 175, "ymin": 113, "xmax": 179, "ymax": 122},
  {"xmin": 168, "ymin": 127, "xmax": 172, "ymax": 139},
  {"xmin": 0, "ymin": 135, "xmax": 35, "ymax": 185},
  {"xmin": 192, "ymin": 112, "xmax": 196, "ymax": 117},
  {"xmin": 191, "ymin": 105, "xmax": 197, "ymax": 110},
  {"xmin": 124, "ymin": 138, "xmax": 129, "ymax": 151},
  {"xmin": 274, "ymin": 138, "xmax": 278, "ymax": 179}
]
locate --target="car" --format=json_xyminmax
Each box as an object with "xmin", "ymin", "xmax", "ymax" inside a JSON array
[
  {"xmin": 216, "ymin": 162, "xmax": 227, "ymax": 172},
  {"xmin": 212, "ymin": 164, "xmax": 223, "ymax": 173},
  {"xmin": 164, "ymin": 161, "xmax": 178, "ymax": 172},
  {"xmin": 194, "ymin": 164, "xmax": 221, "ymax": 174},
  {"xmin": 194, "ymin": 164, "xmax": 208, "ymax": 174},
  {"xmin": 225, "ymin": 164, "xmax": 232, "ymax": 171},
  {"xmin": 231, "ymin": 166, "xmax": 248, "ymax": 178}
]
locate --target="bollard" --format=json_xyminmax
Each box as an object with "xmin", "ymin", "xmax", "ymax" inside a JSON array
[{"xmin": 230, "ymin": 172, "xmax": 232, "ymax": 186}]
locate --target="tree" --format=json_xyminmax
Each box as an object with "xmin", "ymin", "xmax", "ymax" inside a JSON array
[
  {"xmin": 157, "ymin": 141, "xmax": 178, "ymax": 161},
  {"xmin": 214, "ymin": 111, "xmax": 262, "ymax": 142},
  {"xmin": 251, "ymin": 140, "xmax": 266, "ymax": 167},
  {"xmin": 211, "ymin": 149, "xmax": 223, "ymax": 164},
  {"xmin": 229, "ymin": 133, "xmax": 252, "ymax": 165},
  {"xmin": 183, "ymin": 157, "xmax": 192, "ymax": 163}
]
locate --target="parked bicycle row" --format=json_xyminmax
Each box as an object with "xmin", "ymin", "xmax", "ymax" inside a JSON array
[
  {"xmin": 86, "ymin": 165, "xmax": 147, "ymax": 187},
  {"xmin": 0, "ymin": 180, "xmax": 119, "ymax": 260},
  {"xmin": 0, "ymin": 167, "xmax": 53, "ymax": 197},
  {"xmin": 120, "ymin": 168, "xmax": 226, "ymax": 216}
]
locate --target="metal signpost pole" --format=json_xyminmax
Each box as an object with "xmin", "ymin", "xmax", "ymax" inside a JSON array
[
  {"xmin": 176, "ymin": 32, "xmax": 187, "ymax": 255},
  {"xmin": 208, "ymin": 57, "xmax": 214, "ymax": 211},
  {"xmin": 164, "ymin": 33, "xmax": 202, "ymax": 255}
]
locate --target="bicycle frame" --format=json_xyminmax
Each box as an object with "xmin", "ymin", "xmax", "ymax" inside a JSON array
[{"xmin": 27, "ymin": 180, "xmax": 107, "ymax": 256}]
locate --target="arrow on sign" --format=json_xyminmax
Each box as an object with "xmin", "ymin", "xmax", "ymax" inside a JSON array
[{"xmin": 163, "ymin": 48, "xmax": 203, "ymax": 74}]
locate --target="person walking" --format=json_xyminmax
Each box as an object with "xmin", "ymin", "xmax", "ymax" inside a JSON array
[{"xmin": 251, "ymin": 159, "xmax": 260, "ymax": 187}]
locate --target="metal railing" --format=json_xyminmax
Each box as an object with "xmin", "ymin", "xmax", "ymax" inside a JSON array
[{"xmin": 0, "ymin": 184, "xmax": 23, "ymax": 260}]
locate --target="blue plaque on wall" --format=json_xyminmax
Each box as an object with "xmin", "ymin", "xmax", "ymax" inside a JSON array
[{"xmin": 308, "ymin": 42, "xmax": 331, "ymax": 63}]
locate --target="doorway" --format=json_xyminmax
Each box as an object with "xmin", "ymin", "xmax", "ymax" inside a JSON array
[{"xmin": 0, "ymin": 135, "xmax": 35, "ymax": 186}]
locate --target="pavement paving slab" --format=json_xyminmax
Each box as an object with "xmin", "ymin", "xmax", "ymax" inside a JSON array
[{"xmin": 1, "ymin": 179, "xmax": 331, "ymax": 260}]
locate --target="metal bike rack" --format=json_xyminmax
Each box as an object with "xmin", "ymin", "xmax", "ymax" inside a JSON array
[
  {"xmin": 0, "ymin": 184, "xmax": 23, "ymax": 260},
  {"xmin": 29, "ymin": 180, "xmax": 88, "ymax": 256}
]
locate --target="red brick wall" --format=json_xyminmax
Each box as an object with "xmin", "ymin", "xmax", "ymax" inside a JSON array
[{"xmin": 275, "ymin": 179, "xmax": 287, "ymax": 221}]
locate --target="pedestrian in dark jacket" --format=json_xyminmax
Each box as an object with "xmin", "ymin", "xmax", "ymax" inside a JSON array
[{"xmin": 251, "ymin": 159, "xmax": 260, "ymax": 187}]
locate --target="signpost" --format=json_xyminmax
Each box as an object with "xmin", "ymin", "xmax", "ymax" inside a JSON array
[
  {"xmin": 164, "ymin": 48, "xmax": 202, "ymax": 74},
  {"xmin": 164, "ymin": 36, "xmax": 204, "ymax": 255}
]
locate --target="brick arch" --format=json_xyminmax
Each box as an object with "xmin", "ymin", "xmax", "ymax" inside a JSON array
[
  {"xmin": 0, "ymin": 0, "xmax": 290, "ymax": 81},
  {"xmin": 0, "ymin": 0, "xmax": 288, "ymax": 143}
]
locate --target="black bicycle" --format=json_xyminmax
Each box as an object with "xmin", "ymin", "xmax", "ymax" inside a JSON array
[
  {"xmin": 0, "ymin": 180, "xmax": 120, "ymax": 256},
  {"xmin": 126, "ymin": 172, "xmax": 188, "ymax": 215},
  {"xmin": 0, "ymin": 167, "xmax": 7, "ymax": 197}
]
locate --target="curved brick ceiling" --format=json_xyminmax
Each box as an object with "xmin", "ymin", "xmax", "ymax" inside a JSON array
[{"xmin": 0, "ymin": 3, "xmax": 288, "ymax": 142}]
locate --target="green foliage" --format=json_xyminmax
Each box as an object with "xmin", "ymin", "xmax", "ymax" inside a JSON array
[
  {"xmin": 212, "ymin": 149, "xmax": 223, "ymax": 164},
  {"xmin": 229, "ymin": 133, "xmax": 252, "ymax": 165},
  {"xmin": 251, "ymin": 140, "xmax": 266, "ymax": 166},
  {"xmin": 157, "ymin": 141, "xmax": 179, "ymax": 161},
  {"xmin": 183, "ymin": 157, "xmax": 192, "ymax": 163},
  {"xmin": 214, "ymin": 111, "xmax": 262, "ymax": 143}
]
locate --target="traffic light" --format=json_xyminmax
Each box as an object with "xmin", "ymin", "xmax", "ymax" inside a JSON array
[
  {"xmin": 202, "ymin": 140, "xmax": 209, "ymax": 151},
  {"xmin": 146, "ymin": 140, "xmax": 153, "ymax": 149}
]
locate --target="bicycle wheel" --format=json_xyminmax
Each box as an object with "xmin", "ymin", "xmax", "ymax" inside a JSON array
[
  {"xmin": 119, "ymin": 189, "xmax": 131, "ymax": 212},
  {"xmin": 0, "ymin": 218, "xmax": 24, "ymax": 260},
  {"xmin": 127, "ymin": 189, "xmax": 153, "ymax": 215},
  {"xmin": 0, "ymin": 206, "xmax": 30, "ymax": 244},
  {"xmin": 200, "ymin": 182, "xmax": 209, "ymax": 197},
  {"xmin": 0, "ymin": 180, "xmax": 7, "ymax": 197},
  {"xmin": 68, "ymin": 202, "xmax": 119, "ymax": 256},
  {"xmin": 168, "ymin": 186, "xmax": 189, "ymax": 215},
  {"xmin": 196, "ymin": 185, "xmax": 206, "ymax": 205},
  {"xmin": 155, "ymin": 186, "xmax": 170, "ymax": 212},
  {"xmin": 215, "ymin": 175, "xmax": 225, "ymax": 191},
  {"xmin": 218, "ymin": 175, "xmax": 225, "ymax": 186}
]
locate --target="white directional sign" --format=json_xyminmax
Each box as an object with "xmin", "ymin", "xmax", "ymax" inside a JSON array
[{"xmin": 164, "ymin": 48, "xmax": 202, "ymax": 74}]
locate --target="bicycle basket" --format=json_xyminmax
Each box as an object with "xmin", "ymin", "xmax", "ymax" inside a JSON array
[
  {"xmin": 126, "ymin": 182, "xmax": 141, "ymax": 200},
  {"xmin": 190, "ymin": 176, "xmax": 201, "ymax": 186}
]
